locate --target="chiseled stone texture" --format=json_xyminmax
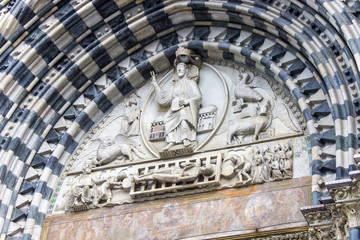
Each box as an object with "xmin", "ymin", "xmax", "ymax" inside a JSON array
[{"xmin": 42, "ymin": 177, "xmax": 310, "ymax": 239}]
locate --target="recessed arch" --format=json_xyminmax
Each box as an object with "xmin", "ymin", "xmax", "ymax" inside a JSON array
[{"xmin": 0, "ymin": 0, "xmax": 359, "ymax": 238}]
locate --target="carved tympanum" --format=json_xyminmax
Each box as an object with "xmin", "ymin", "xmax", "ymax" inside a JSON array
[{"xmin": 52, "ymin": 47, "xmax": 305, "ymax": 214}]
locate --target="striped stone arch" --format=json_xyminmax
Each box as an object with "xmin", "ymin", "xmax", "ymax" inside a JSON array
[{"xmin": 0, "ymin": 0, "xmax": 359, "ymax": 238}]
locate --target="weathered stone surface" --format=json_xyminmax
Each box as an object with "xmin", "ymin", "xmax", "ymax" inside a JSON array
[{"xmin": 42, "ymin": 177, "xmax": 310, "ymax": 240}]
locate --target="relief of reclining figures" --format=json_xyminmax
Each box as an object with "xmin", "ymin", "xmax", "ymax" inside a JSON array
[{"xmin": 133, "ymin": 162, "xmax": 215, "ymax": 184}]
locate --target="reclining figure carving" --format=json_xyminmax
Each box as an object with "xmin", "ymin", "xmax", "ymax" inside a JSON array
[{"xmin": 133, "ymin": 162, "xmax": 215, "ymax": 184}]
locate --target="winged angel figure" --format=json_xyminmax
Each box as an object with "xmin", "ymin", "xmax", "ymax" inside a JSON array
[{"xmin": 227, "ymin": 71, "xmax": 301, "ymax": 144}]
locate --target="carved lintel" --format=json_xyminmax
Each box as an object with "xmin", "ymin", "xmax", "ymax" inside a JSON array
[{"xmin": 130, "ymin": 153, "xmax": 221, "ymax": 198}]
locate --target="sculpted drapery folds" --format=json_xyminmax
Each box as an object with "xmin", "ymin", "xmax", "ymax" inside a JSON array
[{"xmin": 150, "ymin": 47, "xmax": 202, "ymax": 151}]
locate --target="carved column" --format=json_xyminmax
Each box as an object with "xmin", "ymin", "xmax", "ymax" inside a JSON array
[
  {"xmin": 301, "ymin": 170, "xmax": 360, "ymax": 239},
  {"xmin": 327, "ymin": 171, "xmax": 360, "ymax": 240}
]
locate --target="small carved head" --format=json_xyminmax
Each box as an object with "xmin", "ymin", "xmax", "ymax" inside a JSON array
[
  {"xmin": 117, "ymin": 171, "xmax": 127, "ymax": 181},
  {"xmin": 274, "ymin": 143, "xmax": 281, "ymax": 152},
  {"xmin": 104, "ymin": 138, "xmax": 113, "ymax": 146},
  {"xmin": 252, "ymin": 146, "xmax": 260, "ymax": 155},
  {"xmin": 262, "ymin": 145, "xmax": 269, "ymax": 154},
  {"xmin": 176, "ymin": 62, "xmax": 188, "ymax": 78},
  {"xmin": 200, "ymin": 164, "xmax": 214, "ymax": 176},
  {"xmin": 254, "ymin": 157, "xmax": 262, "ymax": 165},
  {"xmin": 282, "ymin": 142, "xmax": 291, "ymax": 152}
]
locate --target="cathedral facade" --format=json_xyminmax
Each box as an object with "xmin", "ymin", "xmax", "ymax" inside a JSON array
[{"xmin": 0, "ymin": 0, "xmax": 360, "ymax": 239}]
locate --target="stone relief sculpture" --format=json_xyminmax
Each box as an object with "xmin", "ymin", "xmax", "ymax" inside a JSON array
[
  {"xmin": 280, "ymin": 142, "xmax": 293, "ymax": 179},
  {"xmin": 120, "ymin": 94, "xmax": 141, "ymax": 137},
  {"xmin": 227, "ymin": 71, "xmax": 301, "ymax": 145},
  {"xmin": 150, "ymin": 47, "xmax": 202, "ymax": 151},
  {"xmin": 65, "ymin": 169, "xmax": 131, "ymax": 211},
  {"xmin": 224, "ymin": 152, "xmax": 252, "ymax": 185},
  {"xmin": 91, "ymin": 170, "xmax": 128, "ymax": 206},
  {"xmin": 232, "ymin": 71, "xmax": 263, "ymax": 113},
  {"xmin": 221, "ymin": 142, "xmax": 293, "ymax": 187},
  {"xmin": 251, "ymin": 150, "xmax": 268, "ymax": 184},
  {"xmin": 269, "ymin": 152, "xmax": 283, "ymax": 181},
  {"xmin": 95, "ymin": 137, "xmax": 145, "ymax": 165},
  {"xmin": 333, "ymin": 216, "xmax": 347, "ymax": 240},
  {"xmin": 63, "ymin": 140, "xmax": 295, "ymax": 211},
  {"xmin": 65, "ymin": 185, "xmax": 87, "ymax": 211},
  {"xmin": 54, "ymin": 55, "xmax": 306, "ymax": 214},
  {"xmin": 80, "ymin": 135, "xmax": 146, "ymax": 173},
  {"xmin": 133, "ymin": 162, "xmax": 215, "ymax": 184},
  {"xmin": 308, "ymin": 227, "xmax": 334, "ymax": 240},
  {"xmin": 227, "ymin": 100, "xmax": 272, "ymax": 144},
  {"xmin": 130, "ymin": 155, "xmax": 221, "ymax": 198}
]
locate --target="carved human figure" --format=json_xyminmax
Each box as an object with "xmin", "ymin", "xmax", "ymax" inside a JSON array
[
  {"xmin": 261, "ymin": 145, "xmax": 271, "ymax": 180},
  {"xmin": 227, "ymin": 153, "xmax": 252, "ymax": 185},
  {"xmin": 151, "ymin": 59, "xmax": 202, "ymax": 151},
  {"xmin": 280, "ymin": 143, "xmax": 293, "ymax": 179},
  {"xmin": 251, "ymin": 151, "xmax": 268, "ymax": 184},
  {"xmin": 121, "ymin": 94, "xmax": 141, "ymax": 136},
  {"xmin": 91, "ymin": 170, "xmax": 127, "ymax": 206},
  {"xmin": 65, "ymin": 186, "xmax": 82, "ymax": 211},
  {"xmin": 269, "ymin": 152, "xmax": 283, "ymax": 181},
  {"xmin": 65, "ymin": 183, "xmax": 94, "ymax": 211},
  {"xmin": 273, "ymin": 143, "xmax": 282, "ymax": 164},
  {"xmin": 133, "ymin": 162, "xmax": 214, "ymax": 184}
]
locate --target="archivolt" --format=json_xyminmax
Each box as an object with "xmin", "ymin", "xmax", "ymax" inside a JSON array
[{"xmin": 0, "ymin": 0, "xmax": 358, "ymax": 238}]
